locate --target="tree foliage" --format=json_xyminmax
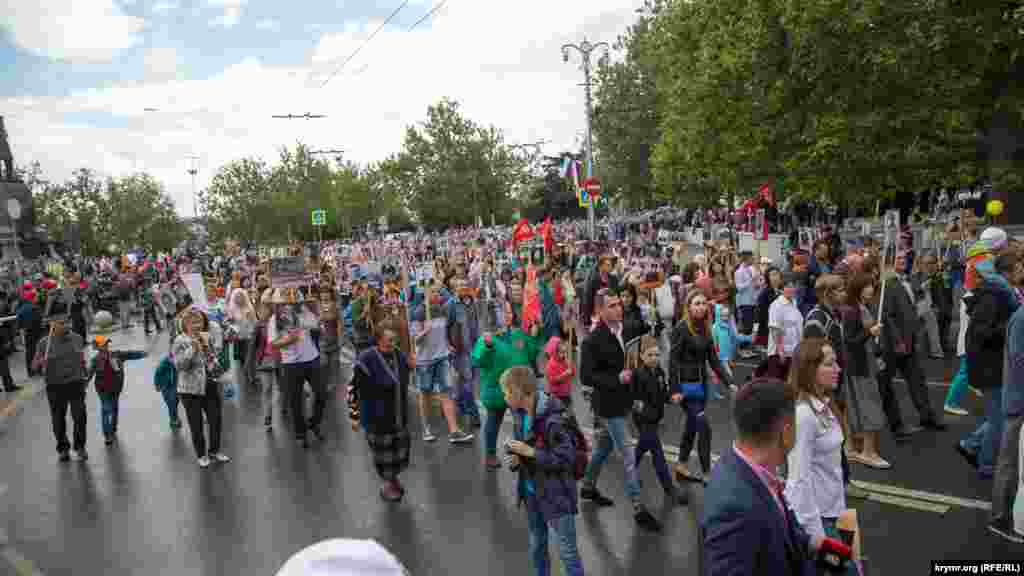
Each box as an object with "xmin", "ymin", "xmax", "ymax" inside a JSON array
[
  {"xmin": 199, "ymin": 144, "xmax": 414, "ymax": 244},
  {"xmin": 592, "ymin": 9, "xmax": 660, "ymax": 209},
  {"xmin": 591, "ymin": 0, "xmax": 1024, "ymax": 209},
  {"xmin": 31, "ymin": 167, "xmax": 185, "ymax": 255},
  {"xmin": 389, "ymin": 98, "xmax": 531, "ymax": 228}
]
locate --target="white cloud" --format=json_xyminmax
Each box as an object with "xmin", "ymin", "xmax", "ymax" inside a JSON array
[
  {"xmin": 0, "ymin": 0, "xmax": 145, "ymax": 62},
  {"xmin": 4, "ymin": 0, "xmax": 641, "ymax": 216},
  {"xmin": 208, "ymin": 0, "xmax": 245, "ymax": 29},
  {"xmin": 143, "ymin": 46, "xmax": 181, "ymax": 80},
  {"xmin": 152, "ymin": 1, "xmax": 178, "ymax": 15},
  {"xmin": 254, "ymin": 18, "xmax": 279, "ymax": 31}
]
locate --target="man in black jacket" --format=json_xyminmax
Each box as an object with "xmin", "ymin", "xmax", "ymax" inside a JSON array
[
  {"xmin": 580, "ymin": 288, "xmax": 660, "ymax": 531},
  {"xmin": 877, "ymin": 251, "xmax": 945, "ymax": 439},
  {"xmin": 960, "ymin": 252, "xmax": 1017, "ymax": 478}
]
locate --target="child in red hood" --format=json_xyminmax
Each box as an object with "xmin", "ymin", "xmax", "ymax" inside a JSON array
[{"xmin": 544, "ymin": 336, "xmax": 574, "ymax": 407}]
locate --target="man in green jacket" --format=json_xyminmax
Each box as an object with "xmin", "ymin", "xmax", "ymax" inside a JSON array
[{"xmin": 472, "ymin": 299, "xmax": 541, "ymax": 468}]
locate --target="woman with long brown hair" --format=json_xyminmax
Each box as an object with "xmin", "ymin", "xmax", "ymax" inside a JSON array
[
  {"xmin": 842, "ymin": 273, "xmax": 889, "ymax": 468},
  {"xmin": 669, "ymin": 290, "xmax": 733, "ymax": 483},
  {"xmin": 784, "ymin": 337, "xmax": 850, "ymax": 557}
]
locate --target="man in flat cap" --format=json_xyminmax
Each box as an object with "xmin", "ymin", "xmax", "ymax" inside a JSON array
[{"xmin": 32, "ymin": 300, "xmax": 89, "ymax": 462}]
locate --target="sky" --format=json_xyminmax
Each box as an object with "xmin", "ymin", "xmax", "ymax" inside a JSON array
[{"xmin": 1, "ymin": 0, "xmax": 643, "ymax": 217}]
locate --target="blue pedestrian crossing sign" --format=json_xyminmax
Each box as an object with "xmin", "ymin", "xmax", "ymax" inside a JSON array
[
  {"xmin": 311, "ymin": 209, "xmax": 327, "ymax": 226},
  {"xmin": 577, "ymin": 187, "xmax": 591, "ymax": 208}
]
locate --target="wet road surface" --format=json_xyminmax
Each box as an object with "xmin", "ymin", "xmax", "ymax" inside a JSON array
[{"xmin": 0, "ymin": 323, "xmax": 1018, "ymax": 575}]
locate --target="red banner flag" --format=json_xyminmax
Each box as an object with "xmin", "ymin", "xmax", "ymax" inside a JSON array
[
  {"xmin": 512, "ymin": 218, "xmax": 535, "ymax": 247},
  {"xmin": 540, "ymin": 216, "xmax": 554, "ymax": 254}
]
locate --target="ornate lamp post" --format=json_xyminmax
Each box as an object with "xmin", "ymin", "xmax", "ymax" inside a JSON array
[{"xmin": 561, "ymin": 38, "xmax": 609, "ymax": 240}]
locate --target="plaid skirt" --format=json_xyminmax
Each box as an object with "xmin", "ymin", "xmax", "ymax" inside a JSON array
[{"xmin": 367, "ymin": 429, "xmax": 411, "ymax": 481}]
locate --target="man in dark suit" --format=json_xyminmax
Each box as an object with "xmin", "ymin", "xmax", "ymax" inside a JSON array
[
  {"xmin": 580, "ymin": 288, "xmax": 660, "ymax": 531},
  {"xmin": 702, "ymin": 381, "xmax": 852, "ymax": 576},
  {"xmin": 876, "ymin": 251, "xmax": 945, "ymax": 439}
]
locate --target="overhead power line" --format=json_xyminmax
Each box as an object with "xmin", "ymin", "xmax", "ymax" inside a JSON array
[
  {"xmin": 319, "ymin": 0, "xmax": 410, "ymax": 89},
  {"xmin": 406, "ymin": 0, "xmax": 448, "ymax": 32}
]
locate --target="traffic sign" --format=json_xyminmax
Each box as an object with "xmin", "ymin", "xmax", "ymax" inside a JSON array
[
  {"xmin": 311, "ymin": 209, "xmax": 326, "ymax": 226},
  {"xmin": 577, "ymin": 186, "xmax": 590, "ymax": 208},
  {"xmin": 583, "ymin": 177, "xmax": 601, "ymax": 198}
]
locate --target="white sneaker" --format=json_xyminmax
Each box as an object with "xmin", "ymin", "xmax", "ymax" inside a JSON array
[
  {"xmin": 210, "ymin": 452, "xmax": 231, "ymax": 463},
  {"xmin": 944, "ymin": 405, "xmax": 969, "ymax": 416},
  {"xmin": 198, "ymin": 456, "xmax": 211, "ymax": 468},
  {"xmin": 423, "ymin": 429, "xmax": 437, "ymax": 442}
]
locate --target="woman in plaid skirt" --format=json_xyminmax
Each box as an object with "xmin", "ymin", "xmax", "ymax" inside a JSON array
[{"xmin": 348, "ymin": 319, "xmax": 413, "ymax": 502}]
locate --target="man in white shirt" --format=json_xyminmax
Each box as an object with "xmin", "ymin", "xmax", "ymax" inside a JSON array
[
  {"xmin": 767, "ymin": 274, "xmax": 804, "ymax": 379},
  {"xmin": 270, "ymin": 295, "xmax": 326, "ymax": 447},
  {"xmin": 734, "ymin": 250, "xmax": 756, "ymax": 339}
]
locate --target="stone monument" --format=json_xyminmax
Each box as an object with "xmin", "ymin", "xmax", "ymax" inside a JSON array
[{"xmin": 0, "ymin": 117, "xmax": 36, "ymax": 260}]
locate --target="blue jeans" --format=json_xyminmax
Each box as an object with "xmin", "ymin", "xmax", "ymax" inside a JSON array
[
  {"xmin": 583, "ymin": 416, "xmax": 641, "ymax": 502},
  {"xmin": 415, "ymin": 357, "xmax": 451, "ymax": 396},
  {"xmin": 961, "ymin": 387, "xmax": 1003, "ymax": 476},
  {"xmin": 635, "ymin": 428, "xmax": 673, "ymax": 492},
  {"xmin": 979, "ymin": 387, "xmax": 1005, "ymax": 476},
  {"xmin": 527, "ymin": 502, "xmax": 584, "ymax": 576},
  {"xmin": 160, "ymin": 385, "xmax": 180, "ymax": 425},
  {"xmin": 98, "ymin": 391, "xmax": 120, "ymax": 437},
  {"xmin": 962, "ymin": 421, "xmax": 990, "ymax": 453},
  {"xmin": 452, "ymin": 354, "xmax": 480, "ymax": 419},
  {"xmin": 484, "ymin": 407, "xmax": 507, "ymax": 456}
]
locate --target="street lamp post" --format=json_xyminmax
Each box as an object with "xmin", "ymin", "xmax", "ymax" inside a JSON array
[
  {"xmin": 562, "ymin": 38, "xmax": 609, "ymax": 240},
  {"xmin": 185, "ymin": 155, "xmax": 200, "ymax": 218}
]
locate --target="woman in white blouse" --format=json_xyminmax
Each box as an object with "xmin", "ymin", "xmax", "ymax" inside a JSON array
[{"xmin": 785, "ymin": 337, "xmax": 851, "ymax": 559}]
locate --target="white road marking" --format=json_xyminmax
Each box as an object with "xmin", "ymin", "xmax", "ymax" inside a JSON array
[
  {"xmin": 862, "ymin": 492, "xmax": 950, "ymax": 514},
  {"xmin": 851, "ymin": 480, "xmax": 991, "ymax": 511}
]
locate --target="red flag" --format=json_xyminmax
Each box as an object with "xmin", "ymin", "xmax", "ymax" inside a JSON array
[
  {"xmin": 512, "ymin": 218, "xmax": 535, "ymax": 246},
  {"xmin": 541, "ymin": 216, "xmax": 554, "ymax": 254},
  {"xmin": 521, "ymin": 266, "xmax": 541, "ymax": 331}
]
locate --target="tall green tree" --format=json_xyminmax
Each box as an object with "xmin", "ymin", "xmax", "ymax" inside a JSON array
[
  {"xmin": 32, "ymin": 168, "xmax": 184, "ymax": 255},
  {"xmin": 199, "ymin": 144, "xmax": 413, "ymax": 243},
  {"xmin": 642, "ymin": 0, "xmax": 1022, "ymax": 208},
  {"xmin": 592, "ymin": 2, "xmax": 661, "ymax": 209},
  {"xmin": 200, "ymin": 157, "xmax": 275, "ymax": 244},
  {"xmin": 391, "ymin": 98, "xmax": 528, "ymax": 228}
]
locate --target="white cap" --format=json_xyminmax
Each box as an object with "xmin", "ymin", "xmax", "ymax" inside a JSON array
[
  {"xmin": 980, "ymin": 227, "xmax": 1008, "ymax": 250},
  {"xmin": 275, "ymin": 539, "xmax": 409, "ymax": 576}
]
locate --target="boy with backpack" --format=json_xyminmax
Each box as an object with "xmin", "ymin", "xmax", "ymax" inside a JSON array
[{"xmin": 501, "ymin": 365, "xmax": 585, "ymax": 576}]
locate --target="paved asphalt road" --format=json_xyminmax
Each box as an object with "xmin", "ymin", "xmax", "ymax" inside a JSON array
[{"xmin": 0, "ymin": 322, "xmax": 1019, "ymax": 575}]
